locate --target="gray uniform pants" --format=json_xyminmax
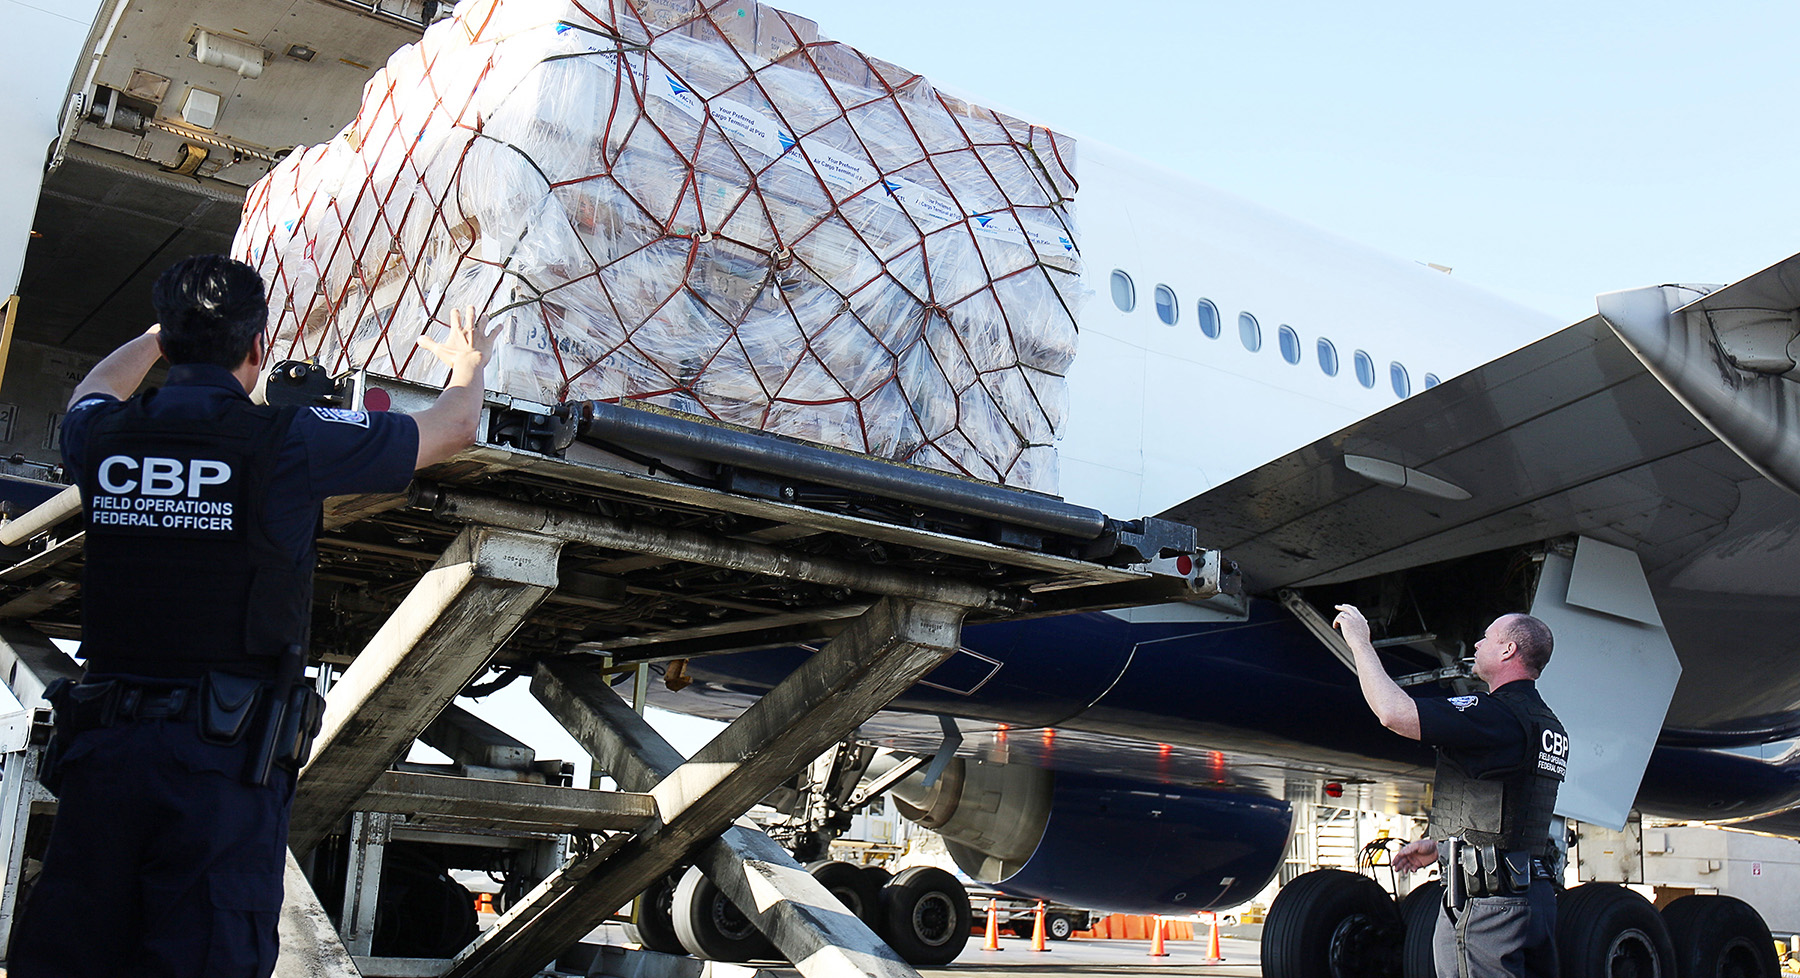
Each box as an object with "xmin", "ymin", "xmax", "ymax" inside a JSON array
[{"xmin": 1433, "ymin": 879, "xmax": 1558, "ymax": 978}]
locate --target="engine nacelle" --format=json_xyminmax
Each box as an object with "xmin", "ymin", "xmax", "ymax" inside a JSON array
[{"xmin": 887, "ymin": 758, "xmax": 1292, "ymax": 913}]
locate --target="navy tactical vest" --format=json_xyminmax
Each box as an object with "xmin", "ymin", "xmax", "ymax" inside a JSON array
[
  {"xmin": 76, "ymin": 391, "xmax": 308, "ymax": 679},
  {"xmin": 1428, "ymin": 680, "xmax": 1569, "ymax": 857}
]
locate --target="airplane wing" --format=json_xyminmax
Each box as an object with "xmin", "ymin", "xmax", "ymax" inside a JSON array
[
  {"xmin": 1157, "ymin": 313, "xmax": 1757, "ymax": 595},
  {"xmin": 1158, "ymin": 255, "xmax": 1800, "ymax": 750}
]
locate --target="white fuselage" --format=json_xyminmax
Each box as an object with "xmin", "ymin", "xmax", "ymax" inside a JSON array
[{"xmin": 1059, "ymin": 142, "xmax": 1562, "ymax": 518}]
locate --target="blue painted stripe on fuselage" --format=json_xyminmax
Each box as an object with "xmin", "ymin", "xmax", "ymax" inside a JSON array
[{"xmin": 682, "ymin": 597, "xmax": 1437, "ymax": 773}]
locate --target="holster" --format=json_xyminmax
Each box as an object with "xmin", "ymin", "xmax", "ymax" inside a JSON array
[
  {"xmin": 273, "ymin": 685, "xmax": 326, "ymax": 771},
  {"xmin": 1443, "ymin": 837, "xmax": 1469, "ymax": 913},
  {"xmin": 199, "ymin": 673, "xmax": 264, "ymax": 746},
  {"xmin": 247, "ymin": 680, "xmax": 325, "ymax": 787}
]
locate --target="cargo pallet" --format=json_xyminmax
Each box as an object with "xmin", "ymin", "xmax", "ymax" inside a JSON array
[{"xmin": 0, "ymin": 369, "xmax": 1226, "ymax": 978}]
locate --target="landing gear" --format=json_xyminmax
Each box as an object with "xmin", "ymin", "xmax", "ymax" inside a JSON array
[
  {"xmin": 632, "ymin": 869, "xmax": 687, "ymax": 956},
  {"xmin": 1661, "ymin": 895, "xmax": 1778, "ymax": 978},
  {"xmin": 878, "ymin": 866, "xmax": 972, "ymax": 966},
  {"xmin": 1557, "ymin": 883, "xmax": 1676, "ymax": 978},
  {"xmin": 806, "ymin": 860, "xmax": 884, "ymax": 924},
  {"xmin": 1262, "ymin": 868, "xmax": 1402, "ymax": 978},
  {"xmin": 670, "ymin": 865, "xmax": 778, "ymax": 962},
  {"xmin": 1398, "ymin": 880, "xmax": 1443, "ymax": 978}
]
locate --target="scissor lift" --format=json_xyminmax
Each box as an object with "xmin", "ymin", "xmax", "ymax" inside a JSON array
[{"xmin": 0, "ymin": 368, "xmax": 1229, "ymax": 978}]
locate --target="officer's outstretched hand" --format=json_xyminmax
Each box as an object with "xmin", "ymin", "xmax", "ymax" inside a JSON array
[
  {"xmin": 1391, "ymin": 838, "xmax": 1438, "ymax": 874},
  {"xmin": 417, "ymin": 305, "xmax": 494, "ymax": 376},
  {"xmin": 1332, "ymin": 604, "xmax": 1372, "ymax": 648}
]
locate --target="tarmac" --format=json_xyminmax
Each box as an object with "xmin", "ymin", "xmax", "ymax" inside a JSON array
[
  {"xmin": 911, "ymin": 930, "xmax": 1265, "ymax": 978},
  {"xmin": 560, "ymin": 924, "xmax": 1267, "ymax": 978}
]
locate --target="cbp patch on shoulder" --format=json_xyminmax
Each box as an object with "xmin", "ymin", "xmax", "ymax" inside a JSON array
[
  {"xmin": 309, "ymin": 407, "xmax": 370, "ymax": 428},
  {"xmin": 1449, "ymin": 695, "xmax": 1480, "ymax": 712}
]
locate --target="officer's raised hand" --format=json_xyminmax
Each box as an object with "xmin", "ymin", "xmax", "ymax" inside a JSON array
[
  {"xmin": 1335, "ymin": 602, "xmax": 1422, "ymax": 739},
  {"xmin": 416, "ymin": 305, "xmax": 494, "ymax": 373},
  {"xmin": 410, "ymin": 305, "xmax": 496, "ymax": 469},
  {"xmin": 1333, "ymin": 604, "xmax": 1372, "ymax": 648}
]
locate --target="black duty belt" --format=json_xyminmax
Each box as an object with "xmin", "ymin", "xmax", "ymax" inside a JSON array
[{"xmin": 50, "ymin": 679, "xmax": 201, "ymax": 732}]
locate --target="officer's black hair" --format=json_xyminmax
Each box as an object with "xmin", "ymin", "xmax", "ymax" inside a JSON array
[
  {"xmin": 1501, "ymin": 614, "xmax": 1554, "ymax": 676},
  {"xmin": 151, "ymin": 255, "xmax": 269, "ymax": 369}
]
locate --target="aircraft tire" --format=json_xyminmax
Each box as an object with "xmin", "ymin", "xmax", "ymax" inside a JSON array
[
  {"xmin": 671, "ymin": 865, "xmax": 778, "ymax": 962},
  {"xmin": 879, "ymin": 866, "xmax": 972, "ymax": 966},
  {"xmin": 1557, "ymin": 883, "xmax": 1676, "ymax": 978},
  {"xmin": 806, "ymin": 860, "xmax": 884, "ymax": 924},
  {"xmin": 1398, "ymin": 880, "xmax": 1442, "ymax": 978},
  {"xmin": 1261, "ymin": 868, "xmax": 1401, "ymax": 978},
  {"xmin": 859, "ymin": 864, "xmax": 893, "ymax": 890},
  {"xmin": 634, "ymin": 870, "xmax": 688, "ymax": 956},
  {"xmin": 371, "ymin": 845, "xmax": 479, "ymax": 958},
  {"xmin": 1661, "ymin": 895, "xmax": 1778, "ymax": 978}
]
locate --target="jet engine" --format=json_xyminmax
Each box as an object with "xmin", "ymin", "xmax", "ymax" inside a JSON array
[{"xmin": 887, "ymin": 757, "xmax": 1292, "ymax": 913}]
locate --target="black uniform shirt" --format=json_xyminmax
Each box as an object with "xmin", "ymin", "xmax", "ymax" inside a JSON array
[
  {"xmin": 62, "ymin": 363, "xmax": 419, "ymax": 563},
  {"xmin": 1415, "ymin": 686, "xmax": 1528, "ymax": 778}
]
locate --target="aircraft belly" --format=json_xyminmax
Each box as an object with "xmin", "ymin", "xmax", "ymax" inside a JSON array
[
  {"xmin": 659, "ymin": 601, "xmax": 1437, "ymax": 782},
  {"xmin": 1066, "ymin": 605, "xmax": 1430, "ymax": 774},
  {"xmin": 1658, "ymin": 587, "xmax": 1800, "ymax": 729}
]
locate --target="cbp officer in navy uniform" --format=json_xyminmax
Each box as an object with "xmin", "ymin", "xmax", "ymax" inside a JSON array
[
  {"xmin": 1335, "ymin": 605, "xmax": 1568, "ymax": 978},
  {"xmin": 11, "ymin": 254, "xmax": 493, "ymax": 978}
]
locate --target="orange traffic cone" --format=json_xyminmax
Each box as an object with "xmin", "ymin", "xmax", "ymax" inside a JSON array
[
  {"xmin": 474, "ymin": 892, "xmax": 496, "ymax": 914},
  {"xmin": 983, "ymin": 899, "xmax": 1002, "ymax": 951},
  {"xmin": 1030, "ymin": 900, "xmax": 1050, "ymax": 952},
  {"xmin": 1201, "ymin": 911, "xmax": 1225, "ymax": 964},
  {"xmin": 1148, "ymin": 916, "xmax": 1169, "ymax": 957}
]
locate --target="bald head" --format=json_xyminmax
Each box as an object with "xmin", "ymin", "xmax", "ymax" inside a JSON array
[{"xmin": 1496, "ymin": 613, "xmax": 1554, "ymax": 676}]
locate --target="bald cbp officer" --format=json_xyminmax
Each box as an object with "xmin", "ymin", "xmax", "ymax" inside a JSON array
[
  {"xmin": 1334, "ymin": 605, "xmax": 1568, "ymax": 978},
  {"xmin": 11, "ymin": 254, "xmax": 493, "ymax": 978}
]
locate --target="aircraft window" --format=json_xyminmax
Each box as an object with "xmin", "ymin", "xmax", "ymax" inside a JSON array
[
  {"xmin": 1317, "ymin": 338, "xmax": 1339, "ymax": 377},
  {"xmin": 1154, "ymin": 284, "xmax": 1179, "ymax": 325},
  {"xmin": 1353, "ymin": 350, "xmax": 1375, "ymax": 388},
  {"xmin": 1238, "ymin": 312, "xmax": 1262, "ymax": 352},
  {"xmin": 1424, "ymin": 373, "xmax": 1442, "ymax": 389},
  {"xmin": 1278, "ymin": 325, "xmax": 1301, "ymax": 365},
  {"xmin": 1391, "ymin": 361, "xmax": 1411, "ymax": 398},
  {"xmin": 1110, "ymin": 270, "xmax": 1136, "ymax": 312},
  {"xmin": 1196, "ymin": 299, "xmax": 1220, "ymax": 338}
]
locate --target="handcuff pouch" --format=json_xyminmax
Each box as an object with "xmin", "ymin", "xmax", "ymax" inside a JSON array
[{"xmin": 200, "ymin": 672, "xmax": 264, "ymax": 746}]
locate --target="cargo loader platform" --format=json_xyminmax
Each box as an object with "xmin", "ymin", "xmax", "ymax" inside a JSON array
[{"xmin": 0, "ymin": 372, "xmax": 1229, "ymax": 978}]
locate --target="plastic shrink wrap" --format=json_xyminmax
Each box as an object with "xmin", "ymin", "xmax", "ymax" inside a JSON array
[{"xmin": 234, "ymin": 0, "xmax": 1082, "ymax": 492}]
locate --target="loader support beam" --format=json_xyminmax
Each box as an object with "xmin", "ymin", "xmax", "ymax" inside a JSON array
[
  {"xmin": 355, "ymin": 771, "xmax": 657, "ymax": 833},
  {"xmin": 444, "ymin": 596, "xmax": 965, "ymax": 978},
  {"xmin": 290, "ymin": 526, "xmax": 562, "ymax": 852},
  {"xmin": 276, "ymin": 850, "xmax": 363, "ymax": 978}
]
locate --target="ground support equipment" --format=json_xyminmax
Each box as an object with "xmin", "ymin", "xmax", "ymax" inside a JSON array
[{"xmin": 0, "ymin": 371, "xmax": 1228, "ymax": 978}]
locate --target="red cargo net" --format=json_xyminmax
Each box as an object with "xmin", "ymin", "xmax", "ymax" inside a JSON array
[{"xmin": 236, "ymin": 0, "xmax": 1082, "ymax": 492}]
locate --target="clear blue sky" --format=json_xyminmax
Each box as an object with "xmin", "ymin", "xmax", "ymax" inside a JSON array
[{"xmin": 779, "ymin": 0, "xmax": 1800, "ymax": 325}]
